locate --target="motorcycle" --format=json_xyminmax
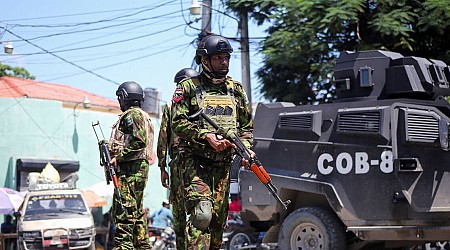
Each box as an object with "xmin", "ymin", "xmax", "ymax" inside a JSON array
[{"xmin": 149, "ymin": 226, "xmax": 176, "ymax": 250}]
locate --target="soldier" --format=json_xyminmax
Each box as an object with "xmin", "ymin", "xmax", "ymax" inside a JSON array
[
  {"xmin": 109, "ymin": 81, "xmax": 154, "ymax": 250},
  {"xmin": 157, "ymin": 67, "xmax": 199, "ymax": 250},
  {"xmin": 171, "ymin": 35, "xmax": 254, "ymax": 249}
]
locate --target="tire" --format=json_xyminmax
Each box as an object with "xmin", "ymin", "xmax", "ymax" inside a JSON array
[
  {"xmin": 226, "ymin": 230, "xmax": 252, "ymax": 250},
  {"xmin": 278, "ymin": 207, "xmax": 346, "ymax": 250}
]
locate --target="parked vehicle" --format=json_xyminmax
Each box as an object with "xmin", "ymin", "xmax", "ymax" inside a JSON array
[
  {"xmin": 16, "ymin": 182, "xmax": 95, "ymax": 250},
  {"xmin": 239, "ymin": 50, "xmax": 450, "ymax": 249}
]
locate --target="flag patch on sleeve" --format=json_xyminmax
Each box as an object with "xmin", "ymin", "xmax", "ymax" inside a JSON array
[{"xmin": 172, "ymin": 85, "xmax": 184, "ymax": 103}]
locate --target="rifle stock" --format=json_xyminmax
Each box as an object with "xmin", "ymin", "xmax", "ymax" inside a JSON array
[
  {"xmin": 92, "ymin": 121, "xmax": 125, "ymax": 210},
  {"xmin": 189, "ymin": 109, "xmax": 291, "ymax": 210}
]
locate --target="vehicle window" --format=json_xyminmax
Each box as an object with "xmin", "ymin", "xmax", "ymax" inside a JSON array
[{"xmin": 25, "ymin": 194, "xmax": 87, "ymax": 215}]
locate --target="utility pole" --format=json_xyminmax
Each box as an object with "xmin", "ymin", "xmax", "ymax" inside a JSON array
[
  {"xmin": 239, "ymin": 10, "xmax": 252, "ymax": 111},
  {"xmin": 201, "ymin": 0, "xmax": 212, "ymax": 39}
]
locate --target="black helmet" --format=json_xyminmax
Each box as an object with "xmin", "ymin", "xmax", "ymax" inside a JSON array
[
  {"xmin": 174, "ymin": 68, "xmax": 199, "ymax": 83},
  {"xmin": 116, "ymin": 81, "xmax": 144, "ymax": 101},
  {"xmin": 195, "ymin": 35, "xmax": 233, "ymax": 64}
]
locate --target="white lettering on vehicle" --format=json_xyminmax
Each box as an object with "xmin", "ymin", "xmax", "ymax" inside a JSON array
[{"xmin": 317, "ymin": 151, "xmax": 393, "ymax": 175}]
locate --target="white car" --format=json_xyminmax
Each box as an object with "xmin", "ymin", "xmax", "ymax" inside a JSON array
[{"xmin": 16, "ymin": 184, "xmax": 95, "ymax": 250}]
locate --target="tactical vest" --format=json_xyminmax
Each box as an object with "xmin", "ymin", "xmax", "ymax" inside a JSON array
[
  {"xmin": 195, "ymin": 79, "xmax": 238, "ymax": 133},
  {"xmin": 187, "ymin": 78, "xmax": 237, "ymax": 160},
  {"xmin": 109, "ymin": 107, "xmax": 154, "ymax": 162}
]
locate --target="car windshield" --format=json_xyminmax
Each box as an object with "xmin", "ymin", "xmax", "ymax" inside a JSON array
[{"xmin": 25, "ymin": 193, "xmax": 87, "ymax": 216}]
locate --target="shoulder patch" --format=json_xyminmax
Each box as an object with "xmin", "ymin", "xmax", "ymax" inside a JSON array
[
  {"xmin": 172, "ymin": 84, "xmax": 184, "ymax": 103},
  {"xmin": 124, "ymin": 114, "xmax": 134, "ymax": 127}
]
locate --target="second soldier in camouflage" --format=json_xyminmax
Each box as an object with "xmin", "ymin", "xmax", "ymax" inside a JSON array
[{"xmin": 157, "ymin": 68, "xmax": 199, "ymax": 250}]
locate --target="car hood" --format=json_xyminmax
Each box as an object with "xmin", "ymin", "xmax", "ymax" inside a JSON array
[{"xmin": 19, "ymin": 216, "xmax": 93, "ymax": 231}]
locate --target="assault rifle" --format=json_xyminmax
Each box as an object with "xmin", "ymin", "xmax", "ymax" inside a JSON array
[
  {"xmin": 92, "ymin": 121, "xmax": 124, "ymax": 210},
  {"xmin": 189, "ymin": 109, "xmax": 291, "ymax": 209}
]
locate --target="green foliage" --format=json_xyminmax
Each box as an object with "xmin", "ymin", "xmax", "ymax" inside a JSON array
[
  {"xmin": 226, "ymin": 0, "xmax": 450, "ymax": 104},
  {"xmin": 0, "ymin": 63, "xmax": 35, "ymax": 80}
]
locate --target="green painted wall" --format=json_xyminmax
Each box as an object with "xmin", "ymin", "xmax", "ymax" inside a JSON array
[{"xmin": 0, "ymin": 97, "xmax": 167, "ymax": 221}]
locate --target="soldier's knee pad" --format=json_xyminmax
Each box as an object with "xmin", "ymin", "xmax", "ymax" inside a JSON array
[{"xmin": 191, "ymin": 200, "xmax": 213, "ymax": 230}]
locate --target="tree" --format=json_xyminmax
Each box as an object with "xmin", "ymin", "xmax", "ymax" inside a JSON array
[
  {"xmin": 226, "ymin": 0, "xmax": 450, "ymax": 104},
  {"xmin": 0, "ymin": 63, "xmax": 35, "ymax": 80}
]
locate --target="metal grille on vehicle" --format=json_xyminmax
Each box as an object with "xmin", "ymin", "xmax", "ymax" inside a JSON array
[
  {"xmin": 406, "ymin": 112, "xmax": 439, "ymax": 143},
  {"xmin": 338, "ymin": 111, "xmax": 380, "ymax": 133},
  {"xmin": 279, "ymin": 114, "xmax": 312, "ymax": 130}
]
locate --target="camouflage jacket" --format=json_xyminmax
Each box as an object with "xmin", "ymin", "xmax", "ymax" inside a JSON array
[
  {"xmin": 156, "ymin": 102, "xmax": 179, "ymax": 169},
  {"xmin": 171, "ymin": 73, "xmax": 253, "ymax": 154},
  {"xmin": 109, "ymin": 107, "xmax": 154, "ymax": 162}
]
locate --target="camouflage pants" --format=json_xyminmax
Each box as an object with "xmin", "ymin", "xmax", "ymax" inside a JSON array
[
  {"xmin": 181, "ymin": 153, "xmax": 231, "ymax": 250},
  {"xmin": 113, "ymin": 160, "xmax": 151, "ymax": 250},
  {"xmin": 169, "ymin": 154, "xmax": 186, "ymax": 250}
]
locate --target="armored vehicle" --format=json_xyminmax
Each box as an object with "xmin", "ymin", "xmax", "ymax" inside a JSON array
[{"xmin": 240, "ymin": 50, "xmax": 450, "ymax": 249}]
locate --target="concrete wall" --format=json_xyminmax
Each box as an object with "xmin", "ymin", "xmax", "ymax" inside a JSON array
[{"xmin": 0, "ymin": 97, "xmax": 167, "ymax": 221}]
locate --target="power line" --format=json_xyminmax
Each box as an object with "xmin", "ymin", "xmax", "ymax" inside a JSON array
[
  {"xmin": 7, "ymin": 11, "xmax": 182, "ymax": 43},
  {"xmin": 42, "ymin": 41, "xmax": 189, "ymax": 82},
  {"xmin": 2, "ymin": 27, "xmax": 120, "ymax": 85},
  {"xmin": 7, "ymin": 1, "xmax": 178, "ymax": 28},
  {"xmin": 10, "ymin": 22, "xmax": 192, "ymax": 56},
  {"xmin": 1, "ymin": 4, "xmax": 171, "ymax": 22}
]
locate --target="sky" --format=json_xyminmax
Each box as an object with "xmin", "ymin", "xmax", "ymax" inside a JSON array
[{"xmin": 0, "ymin": 0, "xmax": 269, "ymax": 105}]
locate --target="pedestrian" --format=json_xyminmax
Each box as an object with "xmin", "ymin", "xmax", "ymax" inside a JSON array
[
  {"xmin": 157, "ymin": 67, "xmax": 199, "ymax": 250},
  {"xmin": 171, "ymin": 34, "xmax": 254, "ymax": 249},
  {"xmin": 1, "ymin": 214, "xmax": 16, "ymax": 250},
  {"xmin": 228, "ymin": 194, "xmax": 241, "ymax": 213},
  {"xmin": 144, "ymin": 207, "xmax": 151, "ymax": 227},
  {"xmin": 149, "ymin": 199, "xmax": 174, "ymax": 228},
  {"xmin": 108, "ymin": 81, "xmax": 154, "ymax": 250},
  {"xmin": 1, "ymin": 214, "xmax": 15, "ymax": 233}
]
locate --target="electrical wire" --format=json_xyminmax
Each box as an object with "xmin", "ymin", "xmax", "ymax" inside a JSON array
[
  {"xmin": 1, "ymin": 4, "xmax": 174, "ymax": 22},
  {"xmin": 8, "ymin": 10, "xmax": 182, "ymax": 43},
  {"xmin": 2, "ymin": 27, "xmax": 120, "ymax": 85},
  {"xmin": 7, "ymin": 1, "xmax": 178, "ymax": 28},
  {"xmin": 10, "ymin": 22, "xmax": 191, "ymax": 56},
  {"xmin": 42, "ymin": 41, "xmax": 189, "ymax": 83}
]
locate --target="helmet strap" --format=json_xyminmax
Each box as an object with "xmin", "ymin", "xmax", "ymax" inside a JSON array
[
  {"xmin": 201, "ymin": 56, "xmax": 227, "ymax": 84},
  {"xmin": 119, "ymin": 100, "xmax": 141, "ymax": 112}
]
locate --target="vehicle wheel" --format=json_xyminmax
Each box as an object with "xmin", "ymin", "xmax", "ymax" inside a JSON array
[
  {"xmin": 226, "ymin": 230, "xmax": 252, "ymax": 250},
  {"xmin": 278, "ymin": 207, "xmax": 346, "ymax": 250}
]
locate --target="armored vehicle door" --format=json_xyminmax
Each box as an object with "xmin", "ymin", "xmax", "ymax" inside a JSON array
[{"xmin": 391, "ymin": 101, "xmax": 450, "ymax": 212}]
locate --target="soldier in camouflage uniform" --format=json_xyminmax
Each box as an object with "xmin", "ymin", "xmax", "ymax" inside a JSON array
[
  {"xmin": 171, "ymin": 35, "xmax": 253, "ymax": 249},
  {"xmin": 109, "ymin": 81, "xmax": 154, "ymax": 250},
  {"xmin": 157, "ymin": 68, "xmax": 199, "ymax": 250}
]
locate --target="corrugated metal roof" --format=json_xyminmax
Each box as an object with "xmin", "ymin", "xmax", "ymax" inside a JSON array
[{"xmin": 0, "ymin": 76, "xmax": 119, "ymax": 109}]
